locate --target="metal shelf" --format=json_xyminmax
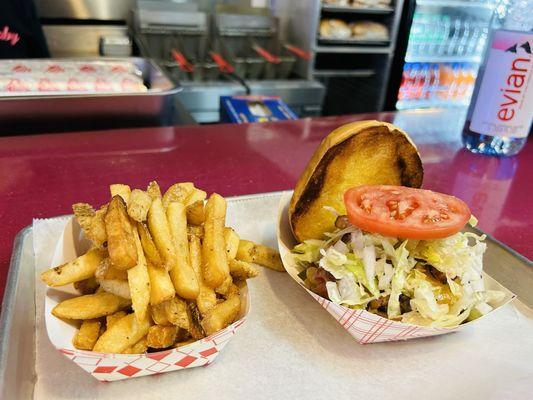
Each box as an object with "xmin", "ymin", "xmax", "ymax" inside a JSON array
[
  {"xmin": 318, "ymin": 36, "xmax": 390, "ymax": 46},
  {"xmin": 315, "ymin": 45, "xmax": 391, "ymax": 54},
  {"xmin": 405, "ymin": 54, "xmax": 482, "ymax": 63},
  {"xmin": 416, "ymin": 0, "xmax": 496, "ymax": 10},
  {"xmin": 313, "ymin": 69, "xmax": 375, "ymax": 77},
  {"xmin": 321, "ymin": 4, "xmax": 394, "ymax": 14}
]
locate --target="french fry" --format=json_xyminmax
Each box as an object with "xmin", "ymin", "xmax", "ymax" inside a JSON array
[
  {"xmin": 127, "ymin": 189, "xmax": 152, "ymax": 222},
  {"xmin": 146, "ymin": 325, "xmax": 179, "ymax": 349},
  {"xmin": 186, "ymin": 302, "xmax": 205, "ymax": 340},
  {"xmin": 146, "ymin": 261, "xmax": 175, "ymax": 305},
  {"xmin": 174, "ymin": 339, "xmax": 196, "ymax": 348},
  {"xmin": 187, "ymin": 225, "xmax": 204, "ymax": 238},
  {"xmin": 72, "ymin": 203, "xmax": 107, "ymax": 247},
  {"xmin": 106, "ymin": 311, "xmax": 127, "ymax": 329},
  {"xmin": 105, "ymin": 196, "xmax": 138, "ymax": 270},
  {"xmin": 138, "ymin": 222, "xmax": 163, "ymax": 268},
  {"xmin": 147, "ymin": 181, "xmax": 162, "ymax": 199},
  {"xmin": 110, "ymin": 184, "xmax": 131, "ymax": 203},
  {"xmin": 224, "ymin": 227, "xmax": 240, "ymax": 260},
  {"xmin": 122, "ymin": 336, "xmax": 148, "ymax": 354},
  {"xmin": 188, "ymin": 234, "xmax": 217, "ymax": 316},
  {"xmin": 147, "ymin": 197, "xmax": 176, "ymax": 271},
  {"xmin": 186, "ymin": 200, "xmax": 205, "ymax": 225},
  {"xmin": 236, "ymin": 240, "xmax": 285, "ymax": 272},
  {"xmin": 128, "ymin": 229, "xmax": 151, "ymax": 321},
  {"xmin": 151, "ymin": 302, "xmax": 170, "ymax": 325},
  {"xmin": 202, "ymin": 194, "xmax": 230, "ymax": 288},
  {"xmin": 41, "ymin": 248, "xmax": 106, "ymax": 287},
  {"xmin": 162, "ymin": 182, "xmax": 194, "ymax": 209},
  {"xmin": 97, "ymin": 278, "xmax": 131, "ymax": 299},
  {"xmin": 200, "ymin": 293, "xmax": 241, "ymax": 336},
  {"xmin": 167, "ymin": 202, "xmax": 199, "ymax": 299},
  {"xmin": 95, "ymin": 258, "xmax": 129, "ymax": 280},
  {"xmin": 229, "ymin": 259, "xmax": 259, "ymax": 280},
  {"xmin": 73, "ymin": 319, "xmax": 102, "ymax": 350},
  {"xmin": 73, "ymin": 277, "xmax": 99, "ymax": 295},
  {"xmin": 184, "ymin": 188, "xmax": 207, "ymax": 207},
  {"xmin": 52, "ymin": 292, "xmax": 131, "ymax": 320},
  {"xmin": 93, "ymin": 313, "xmax": 151, "ymax": 354},
  {"xmin": 164, "ymin": 297, "xmax": 189, "ymax": 330},
  {"xmin": 215, "ymin": 276, "xmax": 233, "ymax": 296}
]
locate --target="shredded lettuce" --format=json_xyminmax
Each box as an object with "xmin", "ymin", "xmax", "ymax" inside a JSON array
[{"xmin": 291, "ymin": 219, "xmax": 502, "ymax": 328}]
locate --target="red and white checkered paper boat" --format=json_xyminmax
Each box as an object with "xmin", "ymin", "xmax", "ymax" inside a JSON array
[
  {"xmin": 277, "ymin": 192, "xmax": 515, "ymax": 344},
  {"xmin": 44, "ymin": 217, "xmax": 250, "ymax": 381}
]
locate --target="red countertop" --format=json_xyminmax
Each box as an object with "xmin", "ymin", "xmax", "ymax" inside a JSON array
[{"xmin": 0, "ymin": 109, "xmax": 531, "ymax": 301}]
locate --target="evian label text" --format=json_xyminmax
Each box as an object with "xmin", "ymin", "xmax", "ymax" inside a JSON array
[{"xmin": 471, "ymin": 30, "xmax": 532, "ymax": 139}]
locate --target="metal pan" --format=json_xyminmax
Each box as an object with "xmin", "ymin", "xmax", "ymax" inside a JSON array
[
  {"xmin": 0, "ymin": 57, "xmax": 180, "ymax": 135},
  {"xmin": 1, "ymin": 192, "xmax": 532, "ymax": 399}
]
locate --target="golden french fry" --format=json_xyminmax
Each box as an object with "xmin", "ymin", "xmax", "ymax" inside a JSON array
[
  {"xmin": 188, "ymin": 234, "xmax": 217, "ymax": 316},
  {"xmin": 105, "ymin": 196, "xmax": 138, "ymax": 270},
  {"xmin": 138, "ymin": 222, "xmax": 163, "ymax": 268},
  {"xmin": 147, "ymin": 197, "xmax": 176, "ymax": 271},
  {"xmin": 110, "ymin": 184, "xmax": 131, "ymax": 203},
  {"xmin": 167, "ymin": 202, "xmax": 199, "ymax": 299},
  {"xmin": 73, "ymin": 319, "xmax": 102, "ymax": 350},
  {"xmin": 236, "ymin": 240, "xmax": 285, "ymax": 272},
  {"xmin": 200, "ymin": 293, "xmax": 241, "ymax": 336},
  {"xmin": 146, "ymin": 261, "xmax": 175, "ymax": 305},
  {"xmin": 127, "ymin": 189, "xmax": 152, "ymax": 222},
  {"xmin": 122, "ymin": 336, "xmax": 148, "ymax": 354},
  {"xmin": 147, "ymin": 181, "xmax": 162, "ymax": 199},
  {"xmin": 128, "ymin": 229, "xmax": 151, "ymax": 321},
  {"xmin": 72, "ymin": 203, "xmax": 107, "ymax": 247},
  {"xmin": 186, "ymin": 302, "xmax": 205, "ymax": 340},
  {"xmin": 184, "ymin": 188, "xmax": 207, "ymax": 207},
  {"xmin": 187, "ymin": 225, "xmax": 204, "ymax": 238},
  {"xmin": 151, "ymin": 302, "xmax": 170, "ymax": 325},
  {"xmin": 97, "ymin": 278, "xmax": 131, "ymax": 299},
  {"xmin": 215, "ymin": 276, "xmax": 233, "ymax": 296},
  {"xmin": 174, "ymin": 339, "xmax": 196, "ymax": 348},
  {"xmin": 106, "ymin": 311, "xmax": 127, "ymax": 329},
  {"xmin": 146, "ymin": 325, "xmax": 179, "ymax": 349},
  {"xmin": 52, "ymin": 292, "xmax": 131, "ymax": 320},
  {"xmin": 186, "ymin": 200, "xmax": 205, "ymax": 225},
  {"xmin": 164, "ymin": 297, "xmax": 189, "ymax": 330},
  {"xmin": 162, "ymin": 182, "xmax": 194, "ymax": 209},
  {"xmin": 229, "ymin": 259, "xmax": 259, "ymax": 280},
  {"xmin": 202, "ymin": 194, "xmax": 230, "ymax": 288},
  {"xmin": 41, "ymin": 248, "xmax": 106, "ymax": 287},
  {"xmin": 73, "ymin": 277, "xmax": 99, "ymax": 295},
  {"xmin": 224, "ymin": 227, "xmax": 240, "ymax": 260},
  {"xmin": 93, "ymin": 313, "xmax": 151, "ymax": 354},
  {"xmin": 95, "ymin": 258, "xmax": 129, "ymax": 281}
]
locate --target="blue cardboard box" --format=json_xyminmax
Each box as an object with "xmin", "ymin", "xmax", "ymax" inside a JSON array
[{"xmin": 220, "ymin": 95, "xmax": 297, "ymax": 123}]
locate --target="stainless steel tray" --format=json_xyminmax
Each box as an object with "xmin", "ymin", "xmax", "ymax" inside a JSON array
[
  {"xmin": 0, "ymin": 57, "xmax": 180, "ymax": 134},
  {"xmin": 1, "ymin": 191, "xmax": 532, "ymax": 399}
]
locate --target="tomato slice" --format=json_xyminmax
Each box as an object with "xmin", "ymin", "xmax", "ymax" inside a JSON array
[{"xmin": 344, "ymin": 185, "xmax": 471, "ymax": 240}]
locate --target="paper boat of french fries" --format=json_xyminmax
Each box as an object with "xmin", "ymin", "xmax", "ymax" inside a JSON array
[
  {"xmin": 277, "ymin": 192, "xmax": 515, "ymax": 344},
  {"xmin": 44, "ymin": 217, "xmax": 250, "ymax": 381}
]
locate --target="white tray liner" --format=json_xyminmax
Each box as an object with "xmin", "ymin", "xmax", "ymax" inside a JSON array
[{"xmin": 32, "ymin": 192, "xmax": 533, "ymax": 400}]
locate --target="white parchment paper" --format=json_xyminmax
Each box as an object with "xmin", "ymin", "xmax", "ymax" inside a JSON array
[{"xmin": 33, "ymin": 193, "xmax": 533, "ymax": 400}]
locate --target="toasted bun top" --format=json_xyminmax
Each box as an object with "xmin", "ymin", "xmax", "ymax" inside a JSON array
[{"xmin": 289, "ymin": 120, "xmax": 423, "ymax": 242}]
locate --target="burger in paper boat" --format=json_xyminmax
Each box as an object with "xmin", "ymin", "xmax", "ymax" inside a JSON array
[{"xmin": 277, "ymin": 121, "xmax": 514, "ymax": 344}]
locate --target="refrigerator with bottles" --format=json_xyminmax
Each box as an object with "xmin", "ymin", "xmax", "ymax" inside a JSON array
[{"xmin": 395, "ymin": 0, "xmax": 499, "ymax": 110}]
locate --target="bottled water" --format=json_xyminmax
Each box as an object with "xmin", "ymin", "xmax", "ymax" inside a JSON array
[{"xmin": 462, "ymin": 0, "xmax": 533, "ymax": 156}]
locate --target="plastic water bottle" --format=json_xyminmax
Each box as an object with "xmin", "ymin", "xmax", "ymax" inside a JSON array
[{"xmin": 462, "ymin": 0, "xmax": 533, "ymax": 156}]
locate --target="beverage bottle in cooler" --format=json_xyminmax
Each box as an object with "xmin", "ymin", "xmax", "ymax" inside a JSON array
[{"xmin": 462, "ymin": 0, "xmax": 533, "ymax": 156}]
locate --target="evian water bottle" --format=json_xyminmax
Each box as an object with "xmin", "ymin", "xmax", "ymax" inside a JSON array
[{"xmin": 462, "ymin": 0, "xmax": 532, "ymax": 156}]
